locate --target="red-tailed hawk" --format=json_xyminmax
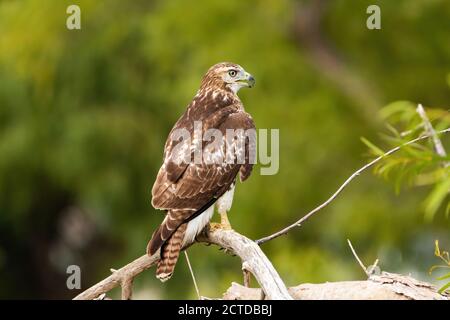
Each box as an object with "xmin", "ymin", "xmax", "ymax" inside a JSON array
[{"xmin": 147, "ymin": 62, "xmax": 256, "ymax": 281}]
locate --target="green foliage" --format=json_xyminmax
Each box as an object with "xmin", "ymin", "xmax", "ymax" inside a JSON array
[
  {"xmin": 429, "ymin": 240, "xmax": 450, "ymax": 294},
  {"xmin": 362, "ymin": 101, "xmax": 450, "ymax": 220}
]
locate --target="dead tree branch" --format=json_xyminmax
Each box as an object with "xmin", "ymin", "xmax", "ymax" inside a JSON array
[
  {"xmin": 74, "ymin": 253, "xmax": 158, "ymax": 300},
  {"xmin": 197, "ymin": 228, "xmax": 292, "ymax": 300},
  {"xmin": 74, "ymin": 227, "xmax": 292, "ymax": 300},
  {"xmin": 223, "ymin": 272, "xmax": 449, "ymax": 300}
]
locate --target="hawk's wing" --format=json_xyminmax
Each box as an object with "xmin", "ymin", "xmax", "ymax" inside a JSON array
[{"xmin": 147, "ymin": 108, "xmax": 255, "ymax": 255}]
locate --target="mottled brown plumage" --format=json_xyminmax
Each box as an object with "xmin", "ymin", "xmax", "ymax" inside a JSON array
[
  {"xmin": 155, "ymin": 222, "xmax": 187, "ymax": 282},
  {"xmin": 147, "ymin": 62, "xmax": 256, "ymax": 281}
]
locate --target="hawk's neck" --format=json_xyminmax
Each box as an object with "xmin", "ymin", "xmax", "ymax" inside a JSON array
[{"xmin": 185, "ymin": 88, "xmax": 243, "ymax": 121}]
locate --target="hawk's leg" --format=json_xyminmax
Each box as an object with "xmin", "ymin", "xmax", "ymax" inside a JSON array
[
  {"xmin": 219, "ymin": 210, "xmax": 232, "ymax": 230},
  {"xmin": 210, "ymin": 184, "xmax": 235, "ymax": 231},
  {"xmin": 209, "ymin": 210, "xmax": 232, "ymax": 231}
]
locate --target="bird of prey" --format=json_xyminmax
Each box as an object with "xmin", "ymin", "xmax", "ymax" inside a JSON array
[{"xmin": 147, "ymin": 62, "xmax": 256, "ymax": 282}]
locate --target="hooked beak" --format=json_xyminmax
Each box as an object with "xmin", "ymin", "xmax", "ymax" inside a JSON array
[
  {"xmin": 238, "ymin": 72, "xmax": 255, "ymax": 88},
  {"xmin": 245, "ymin": 72, "xmax": 255, "ymax": 88}
]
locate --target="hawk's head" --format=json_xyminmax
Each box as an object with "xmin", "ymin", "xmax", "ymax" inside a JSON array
[{"xmin": 200, "ymin": 62, "xmax": 255, "ymax": 94}]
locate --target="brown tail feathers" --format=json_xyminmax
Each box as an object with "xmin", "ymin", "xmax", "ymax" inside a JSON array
[
  {"xmin": 147, "ymin": 210, "xmax": 192, "ymax": 282},
  {"xmin": 147, "ymin": 209, "xmax": 187, "ymax": 256},
  {"xmin": 154, "ymin": 223, "xmax": 187, "ymax": 282}
]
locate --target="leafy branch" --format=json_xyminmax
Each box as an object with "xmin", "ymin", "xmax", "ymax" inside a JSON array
[
  {"xmin": 362, "ymin": 101, "xmax": 450, "ymax": 220},
  {"xmin": 430, "ymin": 240, "xmax": 450, "ymax": 294}
]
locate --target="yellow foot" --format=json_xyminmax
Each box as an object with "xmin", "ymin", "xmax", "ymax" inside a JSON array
[{"xmin": 209, "ymin": 213, "xmax": 232, "ymax": 231}]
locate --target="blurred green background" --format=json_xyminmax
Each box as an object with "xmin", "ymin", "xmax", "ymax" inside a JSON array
[{"xmin": 0, "ymin": 0, "xmax": 449, "ymax": 299}]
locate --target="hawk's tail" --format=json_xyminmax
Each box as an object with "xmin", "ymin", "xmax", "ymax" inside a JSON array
[
  {"xmin": 147, "ymin": 209, "xmax": 187, "ymax": 257},
  {"xmin": 146, "ymin": 209, "xmax": 196, "ymax": 282},
  {"xmin": 154, "ymin": 223, "xmax": 187, "ymax": 282}
]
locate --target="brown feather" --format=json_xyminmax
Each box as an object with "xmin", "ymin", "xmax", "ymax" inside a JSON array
[
  {"xmin": 155, "ymin": 223, "xmax": 187, "ymax": 282},
  {"xmin": 146, "ymin": 226, "xmax": 162, "ymax": 256},
  {"xmin": 147, "ymin": 209, "xmax": 194, "ymax": 256}
]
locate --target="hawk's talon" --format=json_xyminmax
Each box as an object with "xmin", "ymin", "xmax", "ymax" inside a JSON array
[
  {"xmin": 220, "ymin": 212, "xmax": 232, "ymax": 230},
  {"xmin": 208, "ymin": 212, "xmax": 233, "ymax": 231},
  {"xmin": 208, "ymin": 222, "xmax": 232, "ymax": 231}
]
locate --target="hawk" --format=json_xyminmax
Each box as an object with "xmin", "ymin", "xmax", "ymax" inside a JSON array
[{"xmin": 147, "ymin": 62, "xmax": 256, "ymax": 282}]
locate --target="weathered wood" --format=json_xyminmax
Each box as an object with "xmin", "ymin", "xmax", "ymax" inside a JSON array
[
  {"xmin": 198, "ymin": 227, "xmax": 292, "ymax": 300},
  {"xmin": 74, "ymin": 227, "xmax": 292, "ymax": 300},
  {"xmin": 223, "ymin": 272, "xmax": 449, "ymax": 300},
  {"xmin": 74, "ymin": 253, "xmax": 158, "ymax": 300}
]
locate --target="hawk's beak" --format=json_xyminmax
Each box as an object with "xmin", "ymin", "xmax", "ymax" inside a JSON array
[{"xmin": 245, "ymin": 73, "xmax": 255, "ymax": 88}]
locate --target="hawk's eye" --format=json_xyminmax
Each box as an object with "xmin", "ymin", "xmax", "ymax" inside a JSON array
[{"xmin": 228, "ymin": 70, "xmax": 237, "ymax": 77}]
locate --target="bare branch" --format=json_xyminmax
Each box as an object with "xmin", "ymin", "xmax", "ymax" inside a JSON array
[
  {"xmin": 256, "ymin": 128, "xmax": 450, "ymax": 245},
  {"xmin": 223, "ymin": 272, "xmax": 449, "ymax": 300},
  {"xmin": 367, "ymin": 259, "xmax": 379, "ymax": 275},
  {"xmin": 184, "ymin": 251, "xmax": 201, "ymax": 300},
  {"xmin": 347, "ymin": 239, "xmax": 368, "ymax": 277},
  {"xmin": 416, "ymin": 104, "xmax": 448, "ymax": 163},
  {"xmin": 74, "ymin": 227, "xmax": 292, "ymax": 300},
  {"xmin": 74, "ymin": 254, "xmax": 158, "ymax": 300},
  {"xmin": 197, "ymin": 228, "xmax": 293, "ymax": 300}
]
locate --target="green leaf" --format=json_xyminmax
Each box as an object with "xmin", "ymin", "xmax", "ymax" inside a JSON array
[
  {"xmin": 380, "ymin": 101, "xmax": 415, "ymax": 120},
  {"xmin": 377, "ymin": 159, "xmax": 405, "ymax": 179},
  {"xmin": 424, "ymin": 179, "xmax": 450, "ymax": 221},
  {"xmin": 435, "ymin": 240, "xmax": 441, "ymax": 257},
  {"xmin": 437, "ymin": 272, "xmax": 450, "ymax": 280},
  {"xmin": 361, "ymin": 137, "xmax": 385, "ymax": 156},
  {"xmin": 429, "ymin": 265, "xmax": 450, "ymax": 274},
  {"xmin": 385, "ymin": 123, "xmax": 401, "ymax": 138},
  {"xmin": 446, "ymin": 201, "xmax": 450, "ymax": 219},
  {"xmin": 438, "ymin": 281, "xmax": 450, "ymax": 294}
]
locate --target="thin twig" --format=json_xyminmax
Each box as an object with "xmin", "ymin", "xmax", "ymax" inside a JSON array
[
  {"xmin": 416, "ymin": 104, "xmax": 450, "ymax": 196},
  {"xmin": 121, "ymin": 277, "xmax": 133, "ymax": 300},
  {"xmin": 400, "ymin": 123, "xmax": 424, "ymax": 137},
  {"xmin": 256, "ymin": 128, "xmax": 450, "ymax": 245},
  {"xmin": 367, "ymin": 259, "xmax": 380, "ymax": 276},
  {"xmin": 347, "ymin": 239, "xmax": 368, "ymax": 277},
  {"xmin": 416, "ymin": 104, "xmax": 448, "ymax": 164},
  {"xmin": 184, "ymin": 251, "xmax": 201, "ymax": 300}
]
